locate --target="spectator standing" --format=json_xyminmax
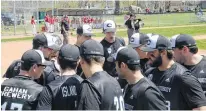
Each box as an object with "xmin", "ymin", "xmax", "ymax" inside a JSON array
[
  {"xmin": 45, "ymin": 14, "xmax": 50, "ymax": 32},
  {"xmin": 31, "ymin": 16, "xmax": 37, "ymax": 35}
]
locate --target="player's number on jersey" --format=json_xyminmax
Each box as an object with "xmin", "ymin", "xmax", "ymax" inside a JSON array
[
  {"xmin": 2, "ymin": 102, "xmax": 23, "ymax": 111},
  {"xmin": 166, "ymin": 100, "xmax": 170, "ymax": 111},
  {"xmin": 114, "ymin": 96, "xmax": 124, "ymax": 111}
]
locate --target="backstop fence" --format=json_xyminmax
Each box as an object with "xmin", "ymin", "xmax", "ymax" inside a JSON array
[{"xmin": 1, "ymin": 1, "xmax": 206, "ymax": 36}]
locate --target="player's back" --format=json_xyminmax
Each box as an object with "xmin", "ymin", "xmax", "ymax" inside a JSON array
[
  {"xmin": 1, "ymin": 75, "xmax": 43, "ymax": 110},
  {"xmin": 124, "ymin": 77, "xmax": 167, "ymax": 110},
  {"xmin": 184, "ymin": 56, "xmax": 206, "ymax": 95},
  {"xmin": 145, "ymin": 62, "xmax": 206, "ymax": 110},
  {"xmin": 44, "ymin": 75, "xmax": 82, "ymax": 110},
  {"xmin": 79, "ymin": 71, "xmax": 124, "ymax": 110}
]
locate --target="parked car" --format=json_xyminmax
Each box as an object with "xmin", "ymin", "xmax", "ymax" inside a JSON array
[{"xmin": 1, "ymin": 13, "xmax": 21, "ymax": 26}]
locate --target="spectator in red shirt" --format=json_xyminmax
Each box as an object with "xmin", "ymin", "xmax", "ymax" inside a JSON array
[
  {"xmin": 83, "ymin": 16, "xmax": 87, "ymax": 24},
  {"xmin": 50, "ymin": 15, "xmax": 55, "ymax": 33},
  {"xmin": 91, "ymin": 17, "xmax": 94, "ymax": 23},
  {"xmin": 31, "ymin": 16, "xmax": 36, "ymax": 35},
  {"xmin": 44, "ymin": 14, "xmax": 50, "ymax": 32}
]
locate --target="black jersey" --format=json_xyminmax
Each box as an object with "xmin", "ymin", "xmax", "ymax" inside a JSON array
[
  {"xmin": 184, "ymin": 56, "xmax": 206, "ymax": 95},
  {"xmin": 123, "ymin": 77, "xmax": 167, "ymax": 110},
  {"xmin": 40, "ymin": 63, "xmax": 60, "ymax": 85},
  {"xmin": 145, "ymin": 63, "xmax": 206, "ymax": 110},
  {"xmin": 1, "ymin": 75, "xmax": 43, "ymax": 110},
  {"xmin": 48, "ymin": 59, "xmax": 61, "ymax": 74},
  {"xmin": 37, "ymin": 74, "xmax": 82, "ymax": 110},
  {"xmin": 100, "ymin": 37, "xmax": 125, "ymax": 77},
  {"xmin": 74, "ymin": 44, "xmax": 86, "ymax": 79},
  {"xmin": 125, "ymin": 19, "xmax": 133, "ymax": 29},
  {"xmin": 77, "ymin": 71, "xmax": 124, "ymax": 110},
  {"xmin": 140, "ymin": 58, "xmax": 150, "ymax": 74},
  {"xmin": 3, "ymin": 60, "xmax": 21, "ymax": 78},
  {"xmin": 3, "ymin": 59, "xmax": 59, "ymax": 86}
]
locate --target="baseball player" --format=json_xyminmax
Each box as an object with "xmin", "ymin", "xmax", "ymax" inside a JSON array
[
  {"xmin": 109, "ymin": 47, "xmax": 167, "ymax": 110},
  {"xmin": 44, "ymin": 14, "xmax": 50, "ymax": 32},
  {"xmin": 75, "ymin": 24, "xmax": 93, "ymax": 48},
  {"xmin": 134, "ymin": 18, "xmax": 143, "ymax": 33},
  {"xmin": 101, "ymin": 20, "xmax": 125, "ymax": 77},
  {"xmin": 142, "ymin": 34, "xmax": 206, "ymax": 110},
  {"xmin": 37, "ymin": 44, "xmax": 82, "ymax": 110},
  {"xmin": 75, "ymin": 24, "xmax": 94, "ymax": 79},
  {"xmin": 171, "ymin": 34, "xmax": 206, "ymax": 95},
  {"xmin": 3, "ymin": 33, "xmax": 62, "ymax": 86},
  {"xmin": 125, "ymin": 14, "xmax": 135, "ymax": 41},
  {"xmin": 31, "ymin": 16, "xmax": 36, "ymax": 35},
  {"xmin": 77, "ymin": 39, "xmax": 124, "ymax": 110},
  {"xmin": 60, "ymin": 15, "xmax": 70, "ymax": 44},
  {"xmin": 100, "ymin": 20, "xmax": 126, "ymax": 88},
  {"xmin": 128, "ymin": 33, "xmax": 150, "ymax": 73},
  {"xmin": 1, "ymin": 49, "xmax": 49, "ymax": 110}
]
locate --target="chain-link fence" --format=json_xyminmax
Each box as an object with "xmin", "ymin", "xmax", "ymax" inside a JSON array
[
  {"xmin": 1, "ymin": 1, "xmax": 115, "ymax": 36},
  {"xmin": 1, "ymin": 1, "xmax": 206, "ymax": 36},
  {"xmin": 1, "ymin": 1, "xmax": 52, "ymax": 36}
]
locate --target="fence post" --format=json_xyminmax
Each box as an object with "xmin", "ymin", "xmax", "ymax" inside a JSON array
[
  {"xmin": 52, "ymin": 0, "xmax": 54, "ymax": 16},
  {"xmin": 158, "ymin": 14, "xmax": 160, "ymax": 27},
  {"xmin": 13, "ymin": 0, "xmax": 16, "ymax": 35},
  {"xmin": 37, "ymin": 1, "xmax": 39, "ymax": 33}
]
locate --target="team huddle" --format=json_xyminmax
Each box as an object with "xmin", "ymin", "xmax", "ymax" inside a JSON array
[{"xmin": 2, "ymin": 19, "xmax": 206, "ymax": 110}]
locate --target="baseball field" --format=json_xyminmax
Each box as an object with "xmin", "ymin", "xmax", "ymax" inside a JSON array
[{"xmin": 2, "ymin": 13, "xmax": 206, "ymax": 76}]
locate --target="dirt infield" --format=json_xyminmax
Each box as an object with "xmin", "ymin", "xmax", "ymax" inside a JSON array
[{"xmin": 1, "ymin": 36, "xmax": 206, "ymax": 76}]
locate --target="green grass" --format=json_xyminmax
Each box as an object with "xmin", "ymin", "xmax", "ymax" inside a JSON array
[
  {"xmin": 114, "ymin": 13, "xmax": 206, "ymax": 27},
  {"xmin": 140, "ymin": 26, "xmax": 206, "ymax": 37},
  {"xmin": 92, "ymin": 25, "xmax": 206, "ymax": 38},
  {"xmin": 1, "ymin": 37, "xmax": 33, "ymax": 42},
  {"xmin": 196, "ymin": 39, "xmax": 206, "ymax": 50},
  {"xmin": 2, "ymin": 25, "xmax": 206, "ymax": 43},
  {"xmin": 1, "ymin": 23, "xmax": 45, "ymax": 35}
]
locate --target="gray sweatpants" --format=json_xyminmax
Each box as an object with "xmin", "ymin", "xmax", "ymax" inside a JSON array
[
  {"xmin": 127, "ymin": 29, "xmax": 134, "ymax": 43},
  {"xmin": 62, "ymin": 31, "xmax": 69, "ymax": 45}
]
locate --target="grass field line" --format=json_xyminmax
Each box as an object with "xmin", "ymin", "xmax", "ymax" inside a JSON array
[
  {"xmin": 92, "ymin": 24, "xmax": 206, "ymax": 32},
  {"xmin": 69, "ymin": 24, "xmax": 206, "ymax": 33}
]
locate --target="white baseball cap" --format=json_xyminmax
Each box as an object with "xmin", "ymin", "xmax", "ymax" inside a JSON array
[
  {"xmin": 77, "ymin": 24, "xmax": 95, "ymax": 36},
  {"xmin": 129, "ymin": 33, "xmax": 149, "ymax": 48},
  {"xmin": 140, "ymin": 34, "xmax": 172, "ymax": 52},
  {"xmin": 146, "ymin": 33, "xmax": 155, "ymax": 38},
  {"xmin": 33, "ymin": 33, "xmax": 63, "ymax": 51},
  {"xmin": 103, "ymin": 20, "xmax": 116, "ymax": 33}
]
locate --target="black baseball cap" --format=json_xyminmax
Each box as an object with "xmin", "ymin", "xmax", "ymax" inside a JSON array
[
  {"xmin": 170, "ymin": 34, "xmax": 196, "ymax": 48},
  {"xmin": 128, "ymin": 33, "xmax": 149, "ymax": 48},
  {"xmin": 58, "ymin": 44, "xmax": 80, "ymax": 62},
  {"xmin": 108, "ymin": 47, "xmax": 140, "ymax": 65},
  {"xmin": 140, "ymin": 34, "xmax": 172, "ymax": 52},
  {"xmin": 77, "ymin": 24, "xmax": 95, "ymax": 37},
  {"xmin": 33, "ymin": 33, "xmax": 62, "ymax": 51},
  {"xmin": 80, "ymin": 39, "xmax": 104, "ymax": 56},
  {"xmin": 21, "ymin": 49, "xmax": 50, "ymax": 66}
]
